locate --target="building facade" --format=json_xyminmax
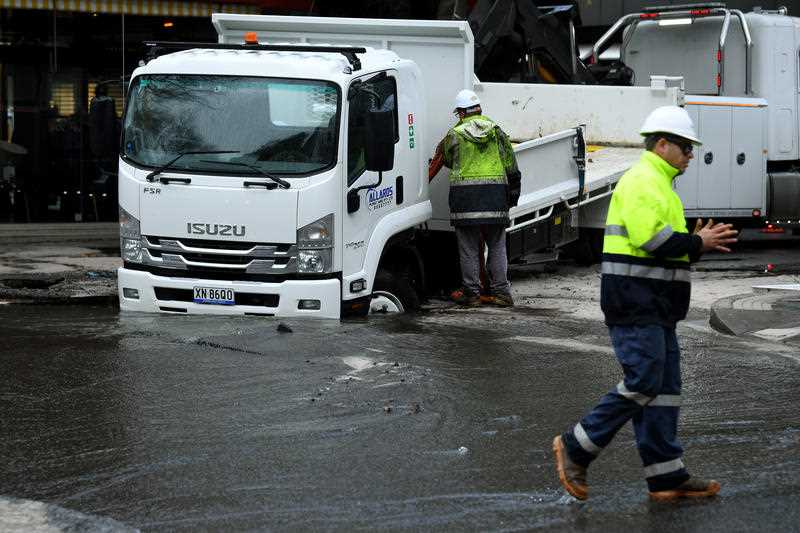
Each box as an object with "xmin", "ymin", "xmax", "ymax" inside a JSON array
[
  {"xmin": 0, "ymin": 0, "xmax": 791, "ymax": 222},
  {"xmin": 0, "ymin": 0, "xmax": 314, "ymax": 222}
]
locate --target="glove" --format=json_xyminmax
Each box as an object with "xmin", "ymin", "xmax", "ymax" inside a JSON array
[{"xmin": 428, "ymin": 143, "xmax": 445, "ymax": 182}]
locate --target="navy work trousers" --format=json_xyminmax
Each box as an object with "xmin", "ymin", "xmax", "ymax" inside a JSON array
[{"xmin": 563, "ymin": 324, "xmax": 690, "ymax": 491}]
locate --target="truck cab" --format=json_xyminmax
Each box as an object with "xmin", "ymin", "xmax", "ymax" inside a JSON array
[
  {"xmin": 118, "ymin": 41, "xmax": 430, "ymax": 317},
  {"xmin": 588, "ymin": 4, "xmax": 800, "ymax": 227}
]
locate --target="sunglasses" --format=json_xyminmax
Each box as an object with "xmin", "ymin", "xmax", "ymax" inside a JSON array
[{"xmin": 663, "ymin": 135, "xmax": 694, "ymax": 156}]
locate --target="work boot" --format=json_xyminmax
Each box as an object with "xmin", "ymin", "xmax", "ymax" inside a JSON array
[
  {"xmin": 488, "ymin": 293, "xmax": 514, "ymax": 307},
  {"xmin": 552, "ymin": 435, "xmax": 588, "ymax": 500},
  {"xmin": 649, "ymin": 477, "xmax": 721, "ymax": 502},
  {"xmin": 451, "ymin": 289, "xmax": 481, "ymax": 307}
]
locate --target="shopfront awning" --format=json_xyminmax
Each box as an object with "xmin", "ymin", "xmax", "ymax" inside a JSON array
[{"xmin": 0, "ymin": 0, "xmax": 259, "ymax": 16}]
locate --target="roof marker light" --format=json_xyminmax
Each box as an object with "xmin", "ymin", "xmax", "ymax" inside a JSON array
[
  {"xmin": 659, "ymin": 18, "xmax": 693, "ymax": 26},
  {"xmin": 244, "ymin": 32, "xmax": 258, "ymax": 45}
]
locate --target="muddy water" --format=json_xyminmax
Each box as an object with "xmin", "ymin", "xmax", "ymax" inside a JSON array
[{"xmin": 1, "ymin": 305, "xmax": 798, "ymax": 531}]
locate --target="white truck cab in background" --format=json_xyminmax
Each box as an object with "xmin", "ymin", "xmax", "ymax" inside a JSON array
[
  {"xmin": 588, "ymin": 4, "xmax": 800, "ymax": 230},
  {"xmin": 117, "ymin": 15, "xmax": 682, "ymax": 318}
]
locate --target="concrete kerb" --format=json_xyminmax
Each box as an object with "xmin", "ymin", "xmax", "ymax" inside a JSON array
[{"xmin": 710, "ymin": 284, "xmax": 800, "ymax": 341}]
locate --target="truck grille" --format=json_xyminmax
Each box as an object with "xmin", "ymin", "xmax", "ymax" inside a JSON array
[{"xmin": 141, "ymin": 236, "xmax": 297, "ymax": 275}]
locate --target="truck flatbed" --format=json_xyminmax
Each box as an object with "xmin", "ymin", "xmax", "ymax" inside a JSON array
[
  {"xmin": 510, "ymin": 140, "xmax": 639, "ymax": 220},
  {"xmin": 586, "ymin": 145, "xmax": 640, "ymax": 188}
]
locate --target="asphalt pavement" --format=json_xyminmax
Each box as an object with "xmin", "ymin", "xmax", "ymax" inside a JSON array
[
  {"xmin": 1, "ymin": 223, "xmax": 799, "ymax": 531},
  {"xmin": 1, "ymin": 302, "xmax": 799, "ymax": 531}
]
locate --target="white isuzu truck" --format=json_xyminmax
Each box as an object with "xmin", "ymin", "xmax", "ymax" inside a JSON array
[
  {"xmin": 117, "ymin": 14, "xmax": 681, "ymax": 318},
  {"xmin": 586, "ymin": 3, "xmax": 800, "ymax": 232}
]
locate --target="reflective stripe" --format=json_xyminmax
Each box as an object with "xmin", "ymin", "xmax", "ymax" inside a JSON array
[
  {"xmin": 644, "ymin": 458, "xmax": 685, "ymax": 478},
  {"xmin": 574, "ymin": 423, "xmax": 602, "ymax": 455},
  {"xmin": 605, "ymin": 224, "xmax": 628, "ymax": 237},
  {"xmin": 450, "ymin": 178, "xmax": 506, "ymax": 186},
  {"xmin": 616, "ymin": 381, "xmax": 653, "ymax": 406},
  {"xmin": 602, "ymin": 262, "xmax": 691, "ymax": 283},
  {"xmin": 451, "ymin": 211, "xmax": 508, "ymax": 220},
  {"xmin": 648, "ymin": 394, "xmax": 682, "ymax": 407},
  {"xmin": 641, "ymin": 225, "xmax": 675, "ymax": 253}
]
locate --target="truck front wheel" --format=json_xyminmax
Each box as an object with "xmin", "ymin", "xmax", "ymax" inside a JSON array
[{"xmin": 371, "ymin": 268, "xmax": 420, "ymax": 314}]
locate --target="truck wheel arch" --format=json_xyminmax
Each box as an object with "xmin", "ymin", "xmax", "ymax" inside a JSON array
[
  {"xmin": 377, "ymin": 236, "xmax": 426, "ymax": 303},
  {"xmin": 343, "ymin": 201, "xmax": 432, "ymax": 301},
  {"xmin": 342, "ymin": 239, "xmax": 424, "ymax": 317}
]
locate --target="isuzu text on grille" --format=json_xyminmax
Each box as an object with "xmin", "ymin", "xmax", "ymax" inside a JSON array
[{"xmin": 186, "ymin": 223, "xmax": 246, "ymax": 237}]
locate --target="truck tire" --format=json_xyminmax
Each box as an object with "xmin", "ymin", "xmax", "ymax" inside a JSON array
[
  {"xmin": 340, "ymin": 296, "xmax": 371, "ymax": 318},
  {"xmin": 371, "ymin": 268, "xmax": 420, "ymax": 314}
]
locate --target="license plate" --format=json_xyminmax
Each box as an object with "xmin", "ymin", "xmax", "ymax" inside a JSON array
[{"xmin": 193, "ymin": 286, "xmax": 235, "ymax": 305}]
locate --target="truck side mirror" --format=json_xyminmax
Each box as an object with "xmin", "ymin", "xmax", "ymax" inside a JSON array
[{"xmin": 364, "ymin": 109, "xmax": 395, "ymax": 172}]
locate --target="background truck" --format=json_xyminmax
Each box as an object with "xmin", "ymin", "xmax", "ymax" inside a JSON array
[
  {"xmin": 585, "ymin": 3, "xmax": 800, "ymax": 232},
  {"xmin": 116, "ymin": 14, "xmax": 681, "ymax": 318}
]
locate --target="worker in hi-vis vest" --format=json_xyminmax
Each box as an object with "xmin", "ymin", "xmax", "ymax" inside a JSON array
[
  {"xmin": 552, "ymin": 106, "xmax": 739, "ymax": 502},
  {"xmin": 429, "ymin": 89, "xmax": 521, "ymax": 308}
]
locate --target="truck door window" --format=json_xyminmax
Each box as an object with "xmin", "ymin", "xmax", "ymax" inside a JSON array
[{"xmin": 347, "ymin": 74, "xmax": 398, "ymax": 186}]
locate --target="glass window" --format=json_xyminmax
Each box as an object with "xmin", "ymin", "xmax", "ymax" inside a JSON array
[
  {"xmin": 347, "ymin": 73, "xmax": 398, "ymax": 186},
  {"xmin": 122, "ymin": 75, "xmax": 340, "ymax": 176}
]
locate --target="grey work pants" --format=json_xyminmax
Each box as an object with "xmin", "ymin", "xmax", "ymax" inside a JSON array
[{"xmin": 455, "ymin": 224, "xmax": 510, "ymax": 296}]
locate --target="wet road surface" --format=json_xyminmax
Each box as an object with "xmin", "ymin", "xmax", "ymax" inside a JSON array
[{"xmin": 1, "ymin": 303, "xmax": 799, "ymax": 531}]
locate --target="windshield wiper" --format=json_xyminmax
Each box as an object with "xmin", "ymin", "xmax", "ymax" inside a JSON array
[
  {"xmin": 145, "ymin": 150, "xmax": 240, "ymax": 182},
  {"xmin": 198, "ymin": 160, "xmax": 291, "ymax": 189}
]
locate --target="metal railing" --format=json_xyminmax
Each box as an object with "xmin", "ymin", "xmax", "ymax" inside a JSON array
[{"xmin": 581, "ymin": 3, "xmax": 753, "ymax": 96}]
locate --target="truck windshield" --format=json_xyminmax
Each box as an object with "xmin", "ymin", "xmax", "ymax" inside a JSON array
[{"xmin": 122, "ymin": 75, "xmax": 339, "ymax": 176}]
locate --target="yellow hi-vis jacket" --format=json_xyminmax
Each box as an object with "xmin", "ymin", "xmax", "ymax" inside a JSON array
[
  {"xmin": 439, "ymin": 114, "xmax": 520, "ymax": 226},
  {"xmin": 600, "ymin": 151, "xmax": 702, "ymax": 327}
]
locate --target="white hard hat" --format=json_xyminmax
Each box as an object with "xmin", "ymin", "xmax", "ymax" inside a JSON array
[
  {"xmin": 454, "ymin": 89, "xmax": 480, "ymax": 110},
  {"xmin": 640, "ymin": 105, "xmax": 702, "ymax": 145}
]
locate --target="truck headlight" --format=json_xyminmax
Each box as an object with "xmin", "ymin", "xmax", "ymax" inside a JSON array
[
  {"xmin": 298, "ymin": 249, "xmax": 331, "ymax": 273},
  {"xmin": 119, "ymin": 206, "xmax": 142, "ymax": 263},
  {"xmin": 297, "ymin": 214, "xmax": 333, "ymax": 274}
]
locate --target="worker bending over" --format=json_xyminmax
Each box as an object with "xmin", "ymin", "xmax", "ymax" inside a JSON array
[
  {"xmin": 553, "ymin": 106, "xmax": 738, "ymax": 501},
  {"xmin": 430, "ymin": 89, "xmax": 521, "ymax": 307}
]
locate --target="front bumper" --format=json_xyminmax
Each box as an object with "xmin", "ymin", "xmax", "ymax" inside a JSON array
[{"xmin": 117, "ymin": 267, "xmax": 341, "ymax": 318}]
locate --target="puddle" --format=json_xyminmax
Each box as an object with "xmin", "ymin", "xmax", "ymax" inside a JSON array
[
  {"xmin": 341, "ymin": 355, "xmax": 376, "ymax": 372},
  {"xmin": 0, "ymin": 496, "xmax": 137, "ymax": 532},
  {"xmin": 505, "ymin": 336, "xmax": 616, "ymax": 355}
]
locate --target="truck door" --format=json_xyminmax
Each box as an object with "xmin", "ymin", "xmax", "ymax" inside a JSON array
[
  {"xmin": 696, "ymin": 106, "xmax": 733, "ymax": 210},
  {"xmin": 342, "ymin": 71, "xmax": 407, "ymax": 283}
]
